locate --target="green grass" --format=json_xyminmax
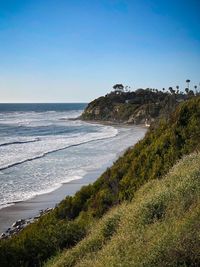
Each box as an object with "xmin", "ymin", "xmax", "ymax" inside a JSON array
[
  {"xmin": 45, "ymin": 152, "xmax": 200, "ymax": 267},
  {"xmin": 1, "ymin": 97, "xmax": 200, "ymax": 267}
]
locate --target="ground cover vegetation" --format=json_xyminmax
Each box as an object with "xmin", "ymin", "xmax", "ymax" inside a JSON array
[
  {"xmin": 46, "ymin": 152, "xmax": 200, "ymax": 267},
  {"xmin": 0, "ymin": 96, "xmax": 200, "ymax": 267}
]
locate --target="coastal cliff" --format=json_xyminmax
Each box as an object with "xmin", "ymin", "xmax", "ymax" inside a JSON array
[
  {"xmin": 81, "ymin": 88, "xmax": 186, "ymax": 124},
  {"xmin": 1, "ymin": 96, "xmax": 200, "ymax": 267}
]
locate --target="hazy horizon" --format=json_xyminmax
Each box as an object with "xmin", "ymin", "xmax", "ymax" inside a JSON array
[{"xmin": 0, "ymin": 102, "xmax": 88, "ymax": 104}]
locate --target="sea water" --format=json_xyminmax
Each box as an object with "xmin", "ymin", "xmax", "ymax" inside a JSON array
[{"xmin": 0, "ymin": 103, "xmax": 146, "ymax": 210}]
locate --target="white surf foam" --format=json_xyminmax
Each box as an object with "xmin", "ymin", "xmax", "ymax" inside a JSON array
[
  {"xmin": 0, "ymin": 126, "xmax": 118, "ymax": 171},
  {"xmin": 0, "ymin": 108, "xmax": 146, "ymax": 211}
]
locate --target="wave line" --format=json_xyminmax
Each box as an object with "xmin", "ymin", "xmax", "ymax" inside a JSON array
[
  {"xmin": 0, "ymin": 138, "xmax": 40, "ymax": 147},
  {"xmin": 0, "ymin": 134, "xmax": 117, "ymax": 172}
]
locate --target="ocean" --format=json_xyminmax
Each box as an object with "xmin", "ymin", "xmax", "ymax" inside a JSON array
[{"xmin": 0, "ymin": 103, "xmax": 146, "ymax": 211}]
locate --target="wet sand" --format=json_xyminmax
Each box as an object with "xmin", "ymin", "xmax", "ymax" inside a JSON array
[
  {"xmin": 0, "ymin": 166, "xmax": 106, "ymax": 234},
  {"xmin": 0, "ymin": 124, "xmax": 147, "ymax": 234}
]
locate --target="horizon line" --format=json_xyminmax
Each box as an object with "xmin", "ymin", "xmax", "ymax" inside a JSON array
[{"xmin": 0, "ymin": 102, "xmax": 88, "ymax": 104}]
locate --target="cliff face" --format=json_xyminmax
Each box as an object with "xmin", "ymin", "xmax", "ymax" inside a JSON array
[{"xmin": 81, "ymin": 89, "xmax": 186, "ymax": 124}]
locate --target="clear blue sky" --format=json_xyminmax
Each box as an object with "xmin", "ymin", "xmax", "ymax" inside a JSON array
[{"xmin": 0, "ymin": 0, "xmax": 200, "ymax": 102}]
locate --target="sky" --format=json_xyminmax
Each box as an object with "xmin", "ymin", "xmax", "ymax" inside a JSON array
[{"xmin": 0, "ymin": 0, "xmax": 200, "ymax": 103}]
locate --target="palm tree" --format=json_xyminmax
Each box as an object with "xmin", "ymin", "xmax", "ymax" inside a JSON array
[
  {"xmin": 194, "ymin": 85, "xmax": 197, "ymax": 94},
  {"xmin": 176, "ymin": 85, "xmax": 179, "ymax": 94},
  {"xmin": 186, "ymin": 79, "xmax": 190, "ymax": 89}
]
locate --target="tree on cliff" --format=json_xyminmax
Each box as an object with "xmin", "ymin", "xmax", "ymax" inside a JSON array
[
  {"xmin": 169, "ymin": 87, "xmax": 175, "ymax": 94},
  {"xmin": 186, "ymin": 79, "xmax": 191, "ymax": 89},
  {"xmin": 113, "ymin": 84, "xmax": 124, "ymax": 92},
  {"xmin": 185, "ymin": 88, "xmax": 189, "ymax": 94}
]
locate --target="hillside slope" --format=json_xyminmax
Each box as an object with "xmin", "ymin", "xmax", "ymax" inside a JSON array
[
  {"xmin": 0, "ymin": 97, "xmax": 200, "ymax": 267},
  {"xmin": 46, "ymin": 152, "xmax": 200, "ymax": 267},
  {"xmin": 55, "ymin": 96, "xmax": 200, "ymax": 220}
]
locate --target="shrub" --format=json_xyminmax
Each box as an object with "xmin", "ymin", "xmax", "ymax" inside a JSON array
[{"xmin": 50, "ymin": 152, "xmax": 200, "ymax": 267}]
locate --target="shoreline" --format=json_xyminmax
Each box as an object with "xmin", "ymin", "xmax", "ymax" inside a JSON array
[
  {"xmin": 0, "ymin": 123, "xmax": 147, "ymax": 235},
  {"xmin": 0, "ymin": 164, "xmax": 108, "ymax": 235},
  {"xmin": 75, "ymin": 117, "xmax": 148, "ymax": 128}
]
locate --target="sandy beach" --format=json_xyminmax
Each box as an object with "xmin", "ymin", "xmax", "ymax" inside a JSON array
[
  {"xmin": 0, "ymin": 122, "xmax": 147, "ymax": 235},
  {"xmin": 0, "ymin": 165, "xmax": 108, "ymax": 234}
]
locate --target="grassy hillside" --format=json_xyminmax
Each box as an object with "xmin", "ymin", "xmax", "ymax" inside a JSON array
[
  {"xmin": 46, "ymin": 152, "xmax": 200, "ymax": 267},
  {"xmin": 55, "ymin": 96, "xmax": 200, "ymax": 220},
  {"xmin": 0, "ymin": 96, "xmax": 200, "ymax": 267}
]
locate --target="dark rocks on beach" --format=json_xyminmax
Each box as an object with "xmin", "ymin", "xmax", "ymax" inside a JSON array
[
  {"xmin": 12, "ymin": 219, "xmax": 25, "ymax": 228},
  {"xmin": 1, "ymin": 233, "xmax": 6, "ymax": 238},
  {"xmin": 0, "ymin": 207, "xmax": 53, "ymax": 240}
]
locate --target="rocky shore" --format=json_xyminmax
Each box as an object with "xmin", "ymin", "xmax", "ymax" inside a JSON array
[{"xmin": 0, "ymin": 207, "xmax": 53, "ymax": 240}]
